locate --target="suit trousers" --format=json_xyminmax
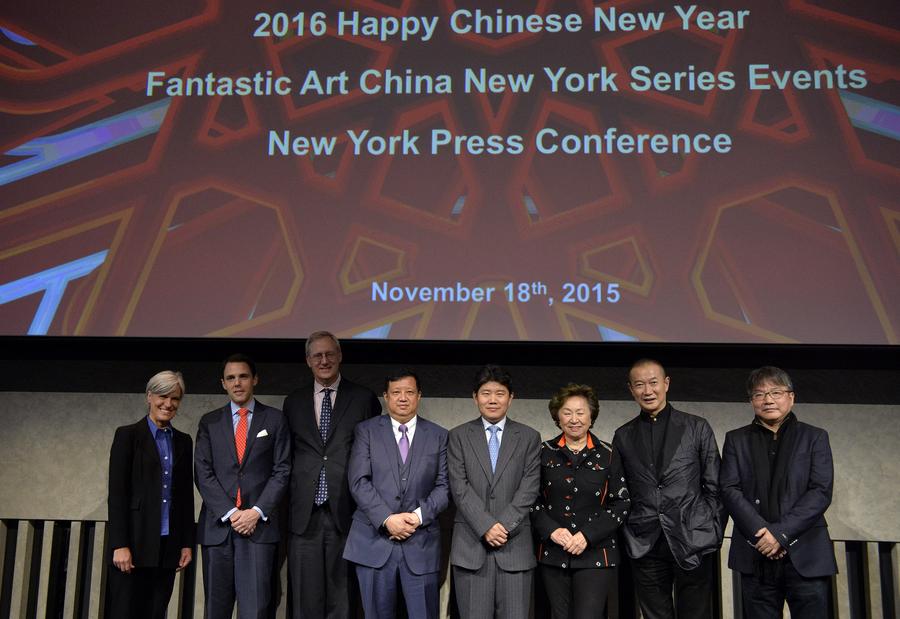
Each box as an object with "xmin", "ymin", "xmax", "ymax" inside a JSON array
[
  {"xmin": 201, "ymin": 527, "xmax": 276, "ymax": 619},
  {"xmin": 740, "ymin": 560, "xmax": 829, "ymax": 619},
  {"xmin": 355, "ymin": 543, "xmax": 440, "ymax": 619},
  {"xmin": 631, "ymin": 535, "xmax": 714, "ymax": 619},
  {"xmin": 540, "ymin": 565, "xmax": 615, "ymax": 619},
  {"xmin": 289, "ymin": 503, "xmax": 356, "ymax": 619},
  {"xmin": 453, "ymin": 556, "xmax": 533, "ymax": 619},
  {"xmin": 105, "ymin": 535, "xmax": 177, "ymax": 619}
]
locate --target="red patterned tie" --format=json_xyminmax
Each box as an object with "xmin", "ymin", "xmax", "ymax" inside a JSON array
[{"xmin": 235, "ymin": 407, "xmax": 249, "ymax": 507}]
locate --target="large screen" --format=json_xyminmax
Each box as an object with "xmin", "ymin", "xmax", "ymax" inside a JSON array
[{"xmin": 2, "ymin": 1, "xmax": 897, "ymax": 343}]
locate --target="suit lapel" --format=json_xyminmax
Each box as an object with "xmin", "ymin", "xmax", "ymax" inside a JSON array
[
  {"xmin": 327, "ymin": 383, "xmax": 352, "ymax": 442},
  {"xmin": 491, "ymin": 421, "xmax": 518, "ymax": 487},
  {"xmin": 405, "ymin": 419, "xmax": 427, "ymax": 495},
  {"xmin": 376, "ymin": 415, "xmax": 401, "ymax": 492},
  {"xmin": 301, "ymin": 388, "xmax": 324, "ymax": 447},
  {"xmin": 466, "ymin": 420, "xmax": 494, "ymax": 482},
  {"xmin": 242, "ymin": 404, "xmax": 266, "ymax": 465},
  {"xmin": 139, "ymin": 419, "xmax": 162, "ymax": 472},
  {"xmin": 659, "ymin": 409, "xmax": 685, "ymax": 479},
  {"xmin": 215, "ymin": 406, "xmax": 239, "ymax": 466},
  {"xmin": 171, "ymin": 428, "xmax": 187, "ymax": 465}
]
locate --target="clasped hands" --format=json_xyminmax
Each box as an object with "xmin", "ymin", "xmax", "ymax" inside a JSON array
[
  {"xmin": 483, "ymin": 522, "xmax": 509, "ymax": 547},
  {"xmin": 550, "ymin": 528, "xmax": 588, "ymax": 555},
  {"xmin": 230, "ymin": 508, "xmax": 261, "ymax": 536},
  {"xmin": 754, "ymin": 527, "xmax": 786, "ymax": 560},
  {"xmin": 385, "ymin": 512, "xmax": 420, "ymax": 541}
]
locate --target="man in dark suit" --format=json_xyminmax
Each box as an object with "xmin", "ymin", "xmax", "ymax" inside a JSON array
[
  {"xmin": 448, "ymin": 365, "xmax": 541, "ymax": 619},
  {"xmin": 283, "ymin": 331, "xmax": 381, "ymax": 618},
  {"xmin": 343, "ymin": 369, "xmax": 450, "ymax": 619},
  {"xmin": 612, "ymin": 359, "xmax": 725, "ymax": 619},
  {"xmin": 195, "ymin": 353, "xmax": 291, "ymax": 618},
  {"xmin": 107, "ymin": 370, "xmax": 195, "ymax": 619},
  {"xmin": 720, "ymin": 366, "xmax": 836, "ymax": 618}
]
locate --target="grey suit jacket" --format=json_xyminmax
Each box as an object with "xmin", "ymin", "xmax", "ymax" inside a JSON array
[{"xmin": 448, "ymin": 417, "xmax": 541, "ymax": 572}]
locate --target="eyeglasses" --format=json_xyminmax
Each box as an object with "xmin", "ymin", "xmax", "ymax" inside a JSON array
[
  {"xmin": 750, "ymin": 389, "xmax": 792, "ymax": 402},
  {"xmin": 308, "ymin": 351, "xmax": 338, "ymax": 363}
]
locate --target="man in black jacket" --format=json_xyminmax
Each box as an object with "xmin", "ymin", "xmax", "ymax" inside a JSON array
[
  {"xmin": 612, "ymin": 359, "xmax": 724, "ymax": 619},
  {"xmin": 720, "ymin": 366, "xmax": 836, "ymax": 618},
  {"xmin": 283, "ymin": 331, "xmax": 381, "ymax": 618}
]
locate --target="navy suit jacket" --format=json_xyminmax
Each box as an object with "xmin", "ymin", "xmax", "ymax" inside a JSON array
[
  {"xmin": 343, "ymin": 414, "xmax": 449, "ymax": 575},
  {"xmin": 719, "ymin": 417, "xmax": 837, "ymax": 578},
  {"xmin": 194, "ymin": 401, "xmax": 291, "ymax": 545}
]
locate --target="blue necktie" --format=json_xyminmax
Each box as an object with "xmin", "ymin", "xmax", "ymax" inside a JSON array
[
  {"xmin": 314, "ymin": 388, "xmax": 332, "ymax": 505},
  {"xmin": 487, "ymin": 425, "xmax": 500, "ymax": 473}
]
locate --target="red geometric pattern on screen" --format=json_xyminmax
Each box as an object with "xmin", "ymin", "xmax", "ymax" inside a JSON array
[{"xmin": 1, "ymin": 1, "xmax": 897, "ymax": 342}]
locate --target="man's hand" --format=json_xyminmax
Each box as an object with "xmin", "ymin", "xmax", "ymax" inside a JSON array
[
  {"xmin": 563, "ymin": 531, "xmax": 588, "ymax": 556},
  {"xmin": 550, "ymin": 528, "xmax": 573, "ymax": 548},
  {"xmin": 230, "ymin": 509, "xmax": 261, "ymax": 536},
  {"xmin": 754, "ymin": 527, "xmax": 783, "ymax": 558},
  {"xmin": 385, "ymin": 513, "xmax": 417, "ymax": 540},
  {"xmin": 483, "ymin": 522, "xmax": 509, "ymax": 547},
  {"xmin": 177, "ymin": 548, "xmax": 192, "ymax": 571},
  {"xmin": 113, "ymin": 547, "xmax": 134, "ymax": 573}
]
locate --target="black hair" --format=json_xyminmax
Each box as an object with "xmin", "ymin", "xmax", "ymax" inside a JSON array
[{"xmin": 472, "ymin": 364, "xmax": 513, "ymax": 394}]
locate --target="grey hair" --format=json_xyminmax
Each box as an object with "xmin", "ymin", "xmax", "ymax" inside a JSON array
[
  {"xmin": 305, "ymin": 331, "xmax": 341, "ymax": 357},
  {"xmin": 746, "ymin": 366, "xmax": 793, "ymax": 395},
  {"xmin": 146, "ymin": 370, "xmax": 185, "ymax": 397}
]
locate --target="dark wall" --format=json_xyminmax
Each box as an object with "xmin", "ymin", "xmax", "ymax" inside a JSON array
[{"xmin": 2, "ymin": 336, "xmax": 897, "ymax": 404}]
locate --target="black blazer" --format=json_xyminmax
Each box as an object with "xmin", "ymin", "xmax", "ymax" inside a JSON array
[
  {"xmin": 194, "ymin": 401, "xmax": 291, "ymax": 545},
  {"xmin": 720, "ymin": 418, "xmax": 837, "ymax": 578},
  {"xmin": 532, "ymin": 432, "xmax": 630, "ymax": 569},
  {"xmin": 283, "ymin": 377, "xmax": 381, "ymax": 534},
  {"xmin": 612, "ymin": 406, "xmax": 725, "ymax": 569},
  {"xmin": 107, "ymin": 417, "xmax": 195, "ymax": 568}
]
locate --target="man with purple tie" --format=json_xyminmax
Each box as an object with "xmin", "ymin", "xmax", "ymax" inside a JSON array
[{"xmin": 343, "ymin": 369, "xmax": 450, "ymax": 619}]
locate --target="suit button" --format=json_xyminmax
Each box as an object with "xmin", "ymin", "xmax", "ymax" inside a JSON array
[
  {"xmin": 323, "ymin": 456, "xmax": 328, "ymax": 461},
  {"xmin": 755, "ymin": 499, "xmax": 760, "ymax": 504},
  {"xmin": 396, "ymin": 496, "xmax": 401, "ymax": 500}
]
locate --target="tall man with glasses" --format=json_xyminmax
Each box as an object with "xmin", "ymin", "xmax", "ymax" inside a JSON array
[
  {"xmin": 283, "ymin": 331, "xmax": 381, "ymax": 618},
  {"xmin": 612, "ymin": 359, "xmax": 725, "ymax": 619},
  {"xmin": 720, "ymin": 366, "xmax": 836, "ymax": 618}
]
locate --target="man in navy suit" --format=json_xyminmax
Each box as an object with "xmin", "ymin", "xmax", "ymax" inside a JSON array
[
  {"xmin": 343, "ymin": 369, "xmax": 449, "ymax": 619},
  {"xmin": 720, "ymin": 366, "xmax": 837, "ymax": 618},
  {"xmin": 195, "ymin": 353, "xmax": 291, "ymax": 618}
]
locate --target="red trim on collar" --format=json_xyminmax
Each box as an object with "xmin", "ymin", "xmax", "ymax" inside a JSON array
[{"xmin": 557, "ymin": 434, "xmax": 594, "ymax": 449}]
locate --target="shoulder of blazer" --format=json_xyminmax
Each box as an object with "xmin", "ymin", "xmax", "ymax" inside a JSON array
[
  {"xmin": 119, "ymin": 417, "xmax": 152, "ymax": 442},
  {"xmin": 416, "ymin": 416, "xmax": 447, "ymax": 436},
  {"xmin": 199, "ymin": 405, "xmax": 230, "ymax": 425},
  {"xmin": 253, "ymin": 401, "xmax": 284, "ymax": 419},
  {"xmin": 506, "ymin": 418, "xmax": 539, "ymax": 439},
  {"xmin": 356, "ymin": 413, "xmax": 386, "ymax": 431},
  {"xmin": 612, "ymin": 415, "xmax": 641, "ymax": 441}
]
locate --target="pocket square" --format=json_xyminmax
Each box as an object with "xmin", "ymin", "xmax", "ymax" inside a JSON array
[{"xmin": 256, "ymin": 429, "xmax": 269, "ymax": 438}]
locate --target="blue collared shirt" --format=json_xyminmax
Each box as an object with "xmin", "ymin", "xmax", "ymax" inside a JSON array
[
  {"xmin": 147, "ymin": 416, "xmax": 174, "ymax": 536},
  {"xmin": 231, "ymin": 399, "xmax": 255, "ymax": 430}
]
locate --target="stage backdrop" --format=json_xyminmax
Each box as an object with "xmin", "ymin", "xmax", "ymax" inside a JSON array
[{"xmin": 2, "ymin": 1, "xmax": 898, "ymax": 344}]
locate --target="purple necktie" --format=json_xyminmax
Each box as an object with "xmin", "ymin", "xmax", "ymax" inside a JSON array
[{"xmin": 398, "ymin": 424, "xmax": 409, "ymax": 463}]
